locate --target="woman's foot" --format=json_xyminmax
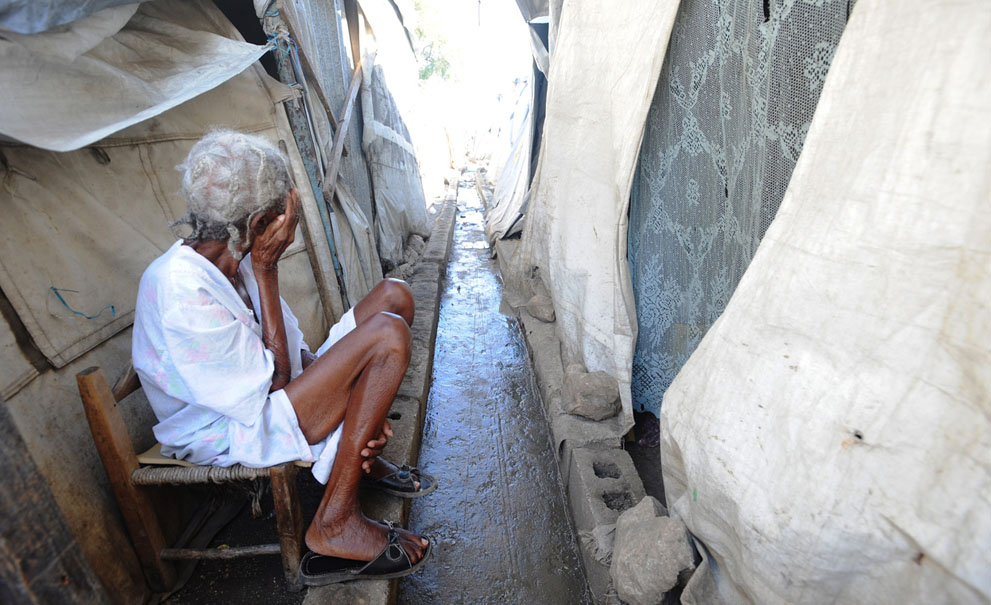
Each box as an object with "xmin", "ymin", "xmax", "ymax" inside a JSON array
[{"xmin": 305, "ymin": 511, "xmax": 429, "ymax": 563}]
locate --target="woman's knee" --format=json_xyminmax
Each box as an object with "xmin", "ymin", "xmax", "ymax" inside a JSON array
[
  {"xmin": 367, "ymin": 311, "xmax": 412, "ymax": 360},
  {"xmin": 378, "ymin": 278, "xmax": 414, "ymax": 324}
]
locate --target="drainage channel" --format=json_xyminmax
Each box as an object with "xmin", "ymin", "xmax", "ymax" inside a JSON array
[{"xmin": 397, "ymin": 175, "xmax": 590, "ymax": 604}]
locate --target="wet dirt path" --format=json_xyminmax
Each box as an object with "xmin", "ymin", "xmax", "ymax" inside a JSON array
[{"xmin": 397, "ymin": 178, "xmax": 590, "ymax": 604}]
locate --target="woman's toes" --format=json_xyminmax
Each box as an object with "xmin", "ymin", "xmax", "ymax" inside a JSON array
[{"xmin": 404, "ymin": 538, "xmax": 424, "ymax": 561}]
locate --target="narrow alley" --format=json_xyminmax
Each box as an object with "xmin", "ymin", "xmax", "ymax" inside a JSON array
[{"xmin": 398, "ymin": 175, "xmax": 590, "ymax": 604}]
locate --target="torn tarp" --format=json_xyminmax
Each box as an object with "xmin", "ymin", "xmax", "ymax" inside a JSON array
[{"xmin": 0, "ymin": 0, "xmax": 270, "ymax": 151}]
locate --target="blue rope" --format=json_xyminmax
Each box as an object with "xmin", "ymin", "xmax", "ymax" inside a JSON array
[
  {"xmin": 266, "ymin": 33, "xmax": 305, "ymax": 90},
  {"xmin": 49, "ymin": 287, "xmax": 116, "ymax": 321}
]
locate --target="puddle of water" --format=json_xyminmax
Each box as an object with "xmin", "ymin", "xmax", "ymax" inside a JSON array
[
  {"xmin": 459, "ymin": 240, "xmax": 489, "ymax": 250},
  {"xmin": 399, "ymin": 182, "xmax": 589, "ymax": 604}
]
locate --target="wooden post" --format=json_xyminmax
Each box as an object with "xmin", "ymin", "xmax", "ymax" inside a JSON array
[
  {"xmin": 265, "ymin": 13, "xmax": 351, "ymax": 312},
  {"xmin": 323, "ymin": 58, "xmax": 363, "ymax": 208},
  {"xmin": 76, "ymin": 367, "xmax": 175, "ymax": 591},
  {"xmin": 343, "ymin": 0, "xmax": 361, "ymax": 70},
  {"xmin": 0, "ymin": 396, "xmax": 108, "ymax": 603},
  {"xmin": 269, "ymin": 464, "xmax": 304, "ymax": 592}
]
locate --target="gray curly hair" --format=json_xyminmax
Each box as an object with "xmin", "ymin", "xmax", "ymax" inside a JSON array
[{"xmin": 172, "ymin": 130, "xmax": 294, "ymax": 260}]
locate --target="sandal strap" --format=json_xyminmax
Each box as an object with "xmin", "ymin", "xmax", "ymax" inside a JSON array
[
  {"xmin": 381, "ymin": 464, "xmax": 420, "ymax": 483},
  {"xmin": 356, "ymin": 520, "xmax": 411, "ymax": 575}
]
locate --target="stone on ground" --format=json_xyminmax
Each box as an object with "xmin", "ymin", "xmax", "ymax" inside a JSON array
[
  {"xmin": 563, "ymin": 365, "xmax": 621, "ymax": 420},
  {"xmin": 525, "ymin": 293, "xmax": 556, "ymax": 322},
  {"xmin": 610, "ymin": 496, "xmax": 695, "ymax": 605}
]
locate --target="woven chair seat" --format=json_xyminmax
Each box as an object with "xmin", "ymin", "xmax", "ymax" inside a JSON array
[{"xmin": 132, "ymin": 443, "xmax": 311, "ymax": 486}]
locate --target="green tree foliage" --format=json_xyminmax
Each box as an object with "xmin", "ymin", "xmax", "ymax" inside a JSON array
[{"xmin": 416, "ymin": 35, "xmax": 450, "ymax": 81}]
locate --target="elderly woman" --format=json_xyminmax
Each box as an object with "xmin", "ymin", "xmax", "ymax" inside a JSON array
[{"xmin": 132, "ymin": 130, "xmax": 431, "ymax": 585}]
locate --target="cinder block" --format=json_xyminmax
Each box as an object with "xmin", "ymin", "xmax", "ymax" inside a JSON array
[
  {"xmin": 581, "ymin": 540, "xmax": 613, "ymax": 603},
  {"xmin": 517, "ymin": 309, "xmax": 565, "ymax": 414},
  {"xmin": 566, "ymin": 446, "xmax": 645, "ymax": 601},
  {"xmin": 548, "ymin": 394, "xmax": 623, "ymax": 484},
  {"xmin": 410, "ymin": 261, "xmax": 443, "ymax": 287},
  {"xmin": 397, "ymin": 338, "xmax": 431, "ymax": 402},
  {"xmin": 421, "ymin": 201, "xmax": 456, "ymax": 264},
  {"xmin": 304, "ymin": 578, "xmax": 391, "ymax": 605},
  {"xmin": 567, "ymin": 446, "xmax": 646, "ymax": 532}
]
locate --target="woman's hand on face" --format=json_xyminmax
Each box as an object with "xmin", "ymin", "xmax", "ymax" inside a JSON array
[{"xmin": 251, "ymin": 189, "xmax": 300, "ymax": 273}]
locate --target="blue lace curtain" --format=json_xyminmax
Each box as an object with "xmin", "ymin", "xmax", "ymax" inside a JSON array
[{"xmin": 629, "ymin": 0, "xmax": 856, "ymax": 416}]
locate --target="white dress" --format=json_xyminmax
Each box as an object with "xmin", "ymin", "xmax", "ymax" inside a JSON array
[{"xmin": 132, "ymin": 240, "xmax": 355, "ymax": 483}]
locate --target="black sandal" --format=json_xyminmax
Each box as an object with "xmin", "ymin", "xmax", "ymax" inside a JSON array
[
  {"xmin": 361, "ymin": 463, "xmax": 438, "ymax": 498},
  {"xmin": 299, "ymin": 521, "xmax": 432, "ymax": 586}
]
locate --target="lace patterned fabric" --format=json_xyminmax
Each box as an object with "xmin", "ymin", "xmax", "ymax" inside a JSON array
[{"xmin": 628, "ymin": 0, "xmax": 855, "ymax": 416}]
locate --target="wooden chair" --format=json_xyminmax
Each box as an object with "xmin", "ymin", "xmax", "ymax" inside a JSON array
[{"xmin": 76, "ymin": 365, "xmax": 307, "ymax": 592}]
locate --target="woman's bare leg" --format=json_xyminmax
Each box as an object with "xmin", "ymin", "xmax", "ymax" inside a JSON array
[
  {"xmin": 284, "ymin": 311, "xmax": 428, "ymax": 562},
  {"xmin": 354, "ymin": 278, "xmax": 414, "ymax": 326},
  {"xmin": 351, "ymin": 279, "xmax": 422, "ymax": 485}
]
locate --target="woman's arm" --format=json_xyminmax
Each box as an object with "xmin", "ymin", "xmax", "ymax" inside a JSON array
[{"xmin": 249, "ymin": 190, "xmax": 301, "ymax": 392}]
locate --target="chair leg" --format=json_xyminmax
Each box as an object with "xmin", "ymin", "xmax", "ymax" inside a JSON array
[
  {"xmin": 77, "ymin": 367, "xmax": 175, "ymax": 591},
  {"xmin": 270, "ymin": 464, "xmax": 304, "ymax": 592}
]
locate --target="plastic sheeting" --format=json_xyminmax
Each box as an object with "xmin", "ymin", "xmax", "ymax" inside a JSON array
[
  {"xmin": 0, "ymin": 57, "xmax": 324, "ymax": 371},
  {"xmin": 328, "ymin": 178, "xmax": 383, "ymax": 303},
  {"xmin": 0, "ymin": 0, "xmax": 270, "ymax": 152},
  {"xmin": 514, "ymin": 0, "xmax": 548, "ymax": 23},
  {"xmin": 508, "ymin": 0, "xmax": 680, "ymax": 428},
  {"xmin": 661, "ymin": 0, "xmax": 991, "ymax": 602},
  {"xmin": 0, "ymin": 0, "xmax": 141, "ymax": 34},
  {"xmin": 485, "ymin": 86, "xmax": 531, "ymax": 247},
  {"xmin": 360, "ymin": 57, "xmax": 430, "ymax": 267}
]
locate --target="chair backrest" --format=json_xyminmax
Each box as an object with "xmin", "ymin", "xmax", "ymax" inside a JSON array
[{"xmin": 112, "ymin": 361, "xmax": 141, "ymax": 403}]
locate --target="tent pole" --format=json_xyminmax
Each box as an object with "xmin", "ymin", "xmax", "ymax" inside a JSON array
[{"xmin": 264, "ymin": 14, "xmax": 351, "ymax": 311}]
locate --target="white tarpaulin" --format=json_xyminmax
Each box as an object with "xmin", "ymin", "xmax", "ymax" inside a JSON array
[
  {"xmin": 0, "ymin": 64, "xmax": 322, "ymax": 371},
  {"xmin": 661, "ymin": 0, "xmax": 991, "ymax": 602},
  {"xmin": 0, "ymin": 0, "xmax": 269, "ymax": 151},
  {"xmin": 328, "ymin": 178, "xmax": 384, "ymax": 304},
  {"xmin": 361, "ymin": 56, "xmax": 430, "ymax": 267},
  {"xmin": 0, "ymin": 0, "xmax": 141, "ymax": 34},
  {"xmin": 514, "ymin": 0, "xmax": 548, "ymax": 23},
  {"xmin": 485, "ymin": 90, "xmax": 531, "ymax": 247},
  {"xmin": 508, "ymin": 0, "xmax": 680, "ymax": 428}
]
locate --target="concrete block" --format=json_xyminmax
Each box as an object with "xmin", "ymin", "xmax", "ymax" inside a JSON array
[
  {"xmin": 381, "ymin": 396, "xmax": 423, "ymax": 468},
  {"xmin": 517, "ymin": 309, "xmax": 565, "ymax": 413},
  {"xmin": 304, "ymin": 578, "xmax": 391, "ymax": 605},
  {"xmin": 549, "ymin": 395, "xmax": 624, "ymax": 483},
  {"xmin": 567, "ymin": 446, "xmax": 645, "ymax": 533},
  {"xmin": 410, "ymin": 261, "xmax": 443, "ymax": 288},
  {"xmin": 566, "ymin": 446, "xmax": 646, "ymax": 600},
  {"xmin": 421, "ymin": 201, "xmax": 456, "ymax": 264},
  {"xmin": 409, "ymin": 282, "xmax": 441, "ymax": 332},
  {"xmin": 397, "ymin": 335, "xmax": 431, "ymax": 401}
]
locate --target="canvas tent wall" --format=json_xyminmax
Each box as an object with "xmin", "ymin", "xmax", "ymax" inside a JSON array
[
  {"xmin": 661, "ymin": 1, "xmax": 991, "ymax": 601},
  {"xmin": 499, "ymin": 0, "xmax": 990, "ymax": 602},
  {"xmin": 484, "ymin": 80, "xmax": 531, "ymax": 246},
  {"xmin": 277, "ymin": 0, "xmax": 430, "ymax": 271},
  {"xmin": 0, "ymin": 0, "xmax": 427, "ymax": 599},
  {"xmin": 505, "ymin": 1, "xmax": 681, "ymax": 440}
]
